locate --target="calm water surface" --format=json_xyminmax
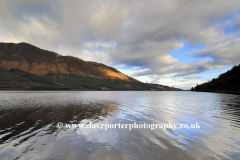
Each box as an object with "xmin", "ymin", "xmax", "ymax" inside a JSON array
[{"xmin": 0, "ymin": 91, "xmax": 240, "ymax": 160}]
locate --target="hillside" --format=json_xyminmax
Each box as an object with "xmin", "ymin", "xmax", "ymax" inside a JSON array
[
  {"xmin": 0, "ymin": 68, "xmax": 157, "ymax": 91},
  {"xmin": 147, "ymin": 83, "xmax": 183, "ymax": 91},
  {"xmin": 191, "ymin": 64, "xmax": 240, "ymax": 94},
  {"xmin": 0, "ymin": 42, "xmax": 137, "ymax": 82}
]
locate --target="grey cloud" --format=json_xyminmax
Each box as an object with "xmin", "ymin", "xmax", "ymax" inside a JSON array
[
  {"xmin": 131, "ymin": 60, "xmax": 226, "ymax": 77},
  {"xmin": 107, "ymin": 39, "xmax": 182, "ymax": 68},
  {"xmin": 194, "ymin": 37, "xmax": 240, "ymax": 65},
  {"xmin": 183, "ymin": 76, "xmax": 201, "ymax": 80}
]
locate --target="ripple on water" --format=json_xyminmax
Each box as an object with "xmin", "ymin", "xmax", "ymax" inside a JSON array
[{"xmin": 0, "ymin": 91, "xmax": 240, "ymax": 160}]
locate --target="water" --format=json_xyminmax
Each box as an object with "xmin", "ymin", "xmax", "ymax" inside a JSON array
[{"xmin": 0, "ymin": 91, "xmax": 240, "ymax": 160}]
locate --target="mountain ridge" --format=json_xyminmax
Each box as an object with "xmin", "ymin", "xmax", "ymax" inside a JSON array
[
  {"xmin": 0, "ymin": 67, "xmax": 156, "ymax": 91},
  {"xmin": 0, "ymin": 42, "xmax": 138, "ymax": 82}
]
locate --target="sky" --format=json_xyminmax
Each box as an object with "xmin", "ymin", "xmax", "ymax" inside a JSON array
[{"xmin": 1, "ymin": 0, "xmax": 240, "ymax": 90}]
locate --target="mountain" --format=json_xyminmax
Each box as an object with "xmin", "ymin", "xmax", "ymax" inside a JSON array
[
  {"xmin": 0, "ymin": 42, "xmax": 137, "ymax": 82},
  {"xmin": 0, "ymin": 68, "xmax": 157, "ymax": 90},
  {"xmin": 0, "ymin": 42, "xmax": 183, "ymax": 91},
  {"xmin": 191, "ymin": 64, "xmax": 240, "ymax": 94},
  {"xmin": 147, "ymin": 83, "xmax": 182, "ymax": 91}
]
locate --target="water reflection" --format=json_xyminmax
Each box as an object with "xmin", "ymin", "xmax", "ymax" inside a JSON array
[
  {"xmin": 0, "ymin": 98, "xmax": 119, "ymax": 144},
  {"xmin": 0, "ymin": 91, "xmax": 240, "ymax": 160}
]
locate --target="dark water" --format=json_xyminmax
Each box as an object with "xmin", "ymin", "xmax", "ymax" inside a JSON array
[{"xmin": 0, "ymin": 91, "xmax": 240, "ymax": 160}]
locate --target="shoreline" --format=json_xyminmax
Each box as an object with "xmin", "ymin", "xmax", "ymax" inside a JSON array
[{"xmin": 191, "ymin": 90, "xmax": 240, "ymax": 95}]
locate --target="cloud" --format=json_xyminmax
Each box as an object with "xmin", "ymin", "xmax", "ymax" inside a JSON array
[
  {"xmin": 108, "ymin": 40, "xmax": 182, "ymax": 68},
  {"xmin": 131, "ymin": 60, "xmax": 225, "ymax": 77},
  {"xmin": 193, "ymin": 37, "xmax": 240, "ymax": 65},
  {"xmin": 80, "ymin": 50, "xmax": 110, "ymax": 64},
  {"xmin": 91, "ymin": 1, "xmax": 123, "ymax": 40},
  {"xmin": 142, "ymin": 74, "xmax": 207, "ymax": 90},
  {"xmin": 183, "ymin": 76, "xmax": 201, "ymax": 80}
]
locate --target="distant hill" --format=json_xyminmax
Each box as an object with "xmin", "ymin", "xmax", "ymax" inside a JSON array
[
  {"xmin": 191, "ymin": 64, "xmax": 240, "ymax": 94},
  {"xmin": 0, "ymin": 68, "xmax": 157, "ymax": 91},
  {"xmin": 147, "ymin": 83, "xmax": 183, "ymax": 91},
  {"xmin": 0, "ymin": 42, "xmax": 137, "ymax": 82}
]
